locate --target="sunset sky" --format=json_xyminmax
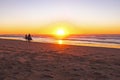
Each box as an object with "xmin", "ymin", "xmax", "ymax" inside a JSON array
[{"xmin": 0, "ymin": 0, "xmax": 120, "ymax": 34}]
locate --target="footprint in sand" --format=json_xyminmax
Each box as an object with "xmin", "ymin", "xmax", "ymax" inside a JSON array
[
  {"xmin": 40, "ymin": 74, "xmax": 53, "ymax": 80},
  {"xmin": 43, "ymin": 69, "xmax": 51, "ymax": 72}
]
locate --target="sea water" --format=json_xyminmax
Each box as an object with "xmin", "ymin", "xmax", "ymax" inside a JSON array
[{"xmin": 0, "ymin": 34, "xmax": 120, "ymax": 49}]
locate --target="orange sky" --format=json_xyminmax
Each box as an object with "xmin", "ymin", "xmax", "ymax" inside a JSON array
[
  {"xmin": 0, "ymin": 21, "xmax": 120, "ymax": 35},
  {"xmin": 0, "ymin": 0, "xmax": 120, "ymax": 35}
]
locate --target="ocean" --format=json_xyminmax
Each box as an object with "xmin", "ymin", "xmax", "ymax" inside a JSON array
[{"xmin": 0, "ymin": 34, "xmax": 120, "ymax": 49}]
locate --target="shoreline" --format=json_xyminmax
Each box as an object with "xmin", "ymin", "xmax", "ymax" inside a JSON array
[
  {"xmin": 0, "ymin": 39, "xmax": 120, "ymax": 80},
  {"xmin": 0, "ymin": 38, "xmax": 120, "ymax": 50}
]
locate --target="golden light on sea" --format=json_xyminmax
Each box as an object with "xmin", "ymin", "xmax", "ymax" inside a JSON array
[{"xmin": 58, "ymin": 40, "xmax": 63, "ymax": 44}]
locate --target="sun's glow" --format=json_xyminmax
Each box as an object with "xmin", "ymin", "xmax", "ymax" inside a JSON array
[
  {"xmin": 56, "ymin": 29, "xmax": 65, "ymax": 36},
  {"xmin": 54, "ymin": 28, "xmax": 70, "ymax": 39}
]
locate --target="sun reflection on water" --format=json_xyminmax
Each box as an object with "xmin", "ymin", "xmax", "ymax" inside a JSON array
[{"xmin": 58, "ymin": 40, "xmax": 63, "ymax": 44}]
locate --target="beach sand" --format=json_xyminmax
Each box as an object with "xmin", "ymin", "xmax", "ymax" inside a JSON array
[{"xmin": 0, "ymin": 39, "xmax": 120, "ymax": 80}]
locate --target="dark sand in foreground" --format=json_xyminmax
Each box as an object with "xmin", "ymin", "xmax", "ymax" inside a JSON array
[{"xmin": 0, "ymin": 39, "xmax": 120, "ymax": 80}]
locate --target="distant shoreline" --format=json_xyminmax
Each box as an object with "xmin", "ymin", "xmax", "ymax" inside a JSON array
[
  {"xmin": 0, "ymin": 38, "xmax": 120, "ymax": 50},
  {"xmin": 0, "ymin": 36, "xmax": 120, "ymax": 49}
]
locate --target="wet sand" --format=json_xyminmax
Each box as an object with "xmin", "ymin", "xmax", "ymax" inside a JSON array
[{"xmin": 0, "ymin": 39, "xmax": 120, "ymax": 80}]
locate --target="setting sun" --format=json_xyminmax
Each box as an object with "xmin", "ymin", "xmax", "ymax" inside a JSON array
[
  {"xmin": 56, "ymin": 29, "xmax": 65, "ymax": 36},
  {"xmin": 54, "ymin": 28, "xmax": 69, "ymax": 39}
]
